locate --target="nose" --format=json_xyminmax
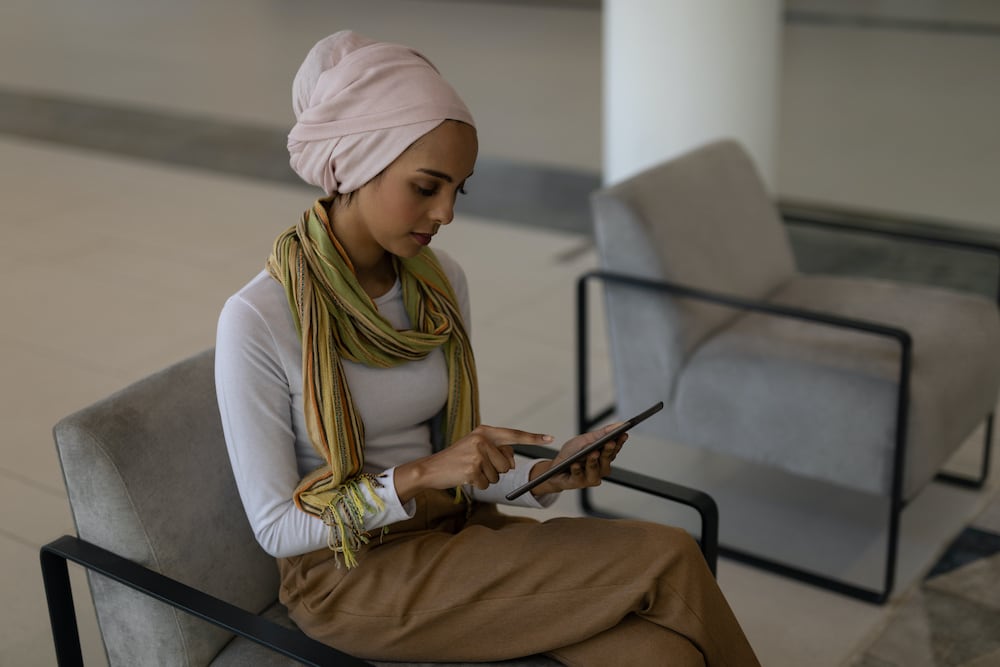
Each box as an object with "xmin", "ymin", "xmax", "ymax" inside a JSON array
[{"xmin": 431, "ymin": 195, "xmax": 456, "ymax": 226}]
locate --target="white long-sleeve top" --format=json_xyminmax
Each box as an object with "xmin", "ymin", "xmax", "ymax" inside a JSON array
[{"xmin": 215, "ymin": 249, "xmax": 554, "ymax": 558}]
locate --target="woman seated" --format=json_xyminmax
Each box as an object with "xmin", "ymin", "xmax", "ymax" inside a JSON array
[{"xmin": 215, "ymin": 30, "xmax": 760, "ymax": 667}]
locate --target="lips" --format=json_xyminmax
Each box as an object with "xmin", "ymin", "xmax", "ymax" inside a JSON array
[{"xmin": 412, "ymin": 232, "xmax": 433, "ymax": 246}]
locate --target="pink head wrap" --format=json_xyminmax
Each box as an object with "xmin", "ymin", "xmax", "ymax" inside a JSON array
[{"xmin": 288, "ymin": 31, "xmax": 476, "ymax": 195}]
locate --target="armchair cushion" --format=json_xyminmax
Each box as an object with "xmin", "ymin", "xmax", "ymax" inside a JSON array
[{"xmin": 672, "ymin": 274, "xmax": 1000, "ymax": 498}]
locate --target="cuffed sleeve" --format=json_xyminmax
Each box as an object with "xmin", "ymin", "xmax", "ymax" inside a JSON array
[
  {"xmin": 469, "ymin": 459, "xmax": 559, "ymax": 508},
  {"xmin": 373, "ymin": 467, "xmax": 418, "ymax": 523}
]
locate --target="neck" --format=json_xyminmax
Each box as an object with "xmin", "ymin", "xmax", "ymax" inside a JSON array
[{"xmin": 327, "ymin": 196, "xmax": 396, "ymax": 298}]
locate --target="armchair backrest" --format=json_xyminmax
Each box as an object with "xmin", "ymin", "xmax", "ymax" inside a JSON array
[
  {"xmin": 591, "ymin": 140, "xmax": 797, "ymax": 411},
  {"xmin": 53, "ymin": 349, "xmax": 278, "ymax": 666}
]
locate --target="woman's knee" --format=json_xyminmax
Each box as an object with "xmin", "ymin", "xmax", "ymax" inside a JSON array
[{"xmin": 629, "ymin": 522, "xmax": 704, "ymax": 563}]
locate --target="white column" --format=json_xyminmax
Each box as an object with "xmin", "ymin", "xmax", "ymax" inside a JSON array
[{"xmin": 603, "ymin": 0, "xmax": 782, "ymax": 187}]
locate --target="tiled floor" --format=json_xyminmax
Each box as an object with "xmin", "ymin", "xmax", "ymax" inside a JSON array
[
  {"xmin": 3, "ymin": 1, "xmax": 1000, "ymax": 666},
  {"xmin": 849, "ymin": 527, "xmax": 1000, "ymax": 666}
]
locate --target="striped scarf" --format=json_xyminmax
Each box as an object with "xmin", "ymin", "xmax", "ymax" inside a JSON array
[{"xmin": 266, "ymin": 198, "xmax": 479, "ymax": 567}]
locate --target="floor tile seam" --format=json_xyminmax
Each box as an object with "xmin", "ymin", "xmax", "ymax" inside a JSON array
[
  {"xmin": 0, "ymin": 132, "xmax": 317, "ymax": 199},
  {"xmin": 0, "ymin": 153, "xmax": 324, "ymax": 235},
  {"xmin": 968, "ymin": 494, "xmax": 1000, "ymax": 535},
  {"xmin": 925, "ymin": 546, "xmax": 1000, "ymax": 592},
  {"xmin": 85, "ymin": 141, "xmax": 313, "ymax": 194},
  {"xmin": 554, "ymin": 238, "xmax": 598, "ymax": 265},
  {"xmin": 960, "ymin": 525, "xmax": 1000, "ymax": 538},
  {"xmin": 0, "ymin": 88, "xmax": 302, "ymax": 180},
  {"xmin": 970, "ymin": 517, "xmax": 1000, "ymax": 532},
  {"xmin": 0, "ymin": 466, "xmax": 68, "ymax": 499},
  {"xmin": 840, "ymin": 583, "xmax": 932, "ymax": 666},
  {"xmin": 0, "ymin": 525, "xmax": 44, "ymax": 552},
  {"xmin": 920, "ymin": 579, "xmax": 1000, "ymax": 617},
  {"xmin": 910, "ymin": 512, "xmax": 994, "ymax": 582}
]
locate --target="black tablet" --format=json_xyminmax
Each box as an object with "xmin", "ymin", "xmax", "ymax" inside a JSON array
[{"xmin": 505, "ymin": 401, "xmax": 664, "ymax": 501}]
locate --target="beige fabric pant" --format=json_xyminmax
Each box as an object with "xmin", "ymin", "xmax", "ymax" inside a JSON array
[{"xmin": 277, "ymin": 490, "xmax": 759, "ymax": 667}]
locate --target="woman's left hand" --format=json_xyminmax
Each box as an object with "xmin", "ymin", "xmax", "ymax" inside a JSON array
[{"xmin": 527, "ymin": 422, "xmax": 628, "ymax": 497}]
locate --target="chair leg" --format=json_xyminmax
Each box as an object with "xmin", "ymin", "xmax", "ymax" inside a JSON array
[
  {"xmin": 39, "ymin": 547, "xmax": 85, "ymax": 666},
  {"xmin": 935, "ymin": 413, "xmax": 994, "ymax": 489}
]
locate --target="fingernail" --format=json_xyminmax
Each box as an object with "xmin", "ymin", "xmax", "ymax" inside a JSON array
[{"xmin": 543, "ymin": 435, "xmax": 554, "ymax": 442}]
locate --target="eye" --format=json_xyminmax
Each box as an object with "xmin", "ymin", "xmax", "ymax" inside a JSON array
[{"xmin": 414, "ymin": 179, "xmax": 467, "ymax": 197}]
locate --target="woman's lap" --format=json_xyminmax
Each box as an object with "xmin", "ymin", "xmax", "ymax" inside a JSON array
[{"xmin": 278, "ymin": 490, "xmax": 707, "ymax": 662}]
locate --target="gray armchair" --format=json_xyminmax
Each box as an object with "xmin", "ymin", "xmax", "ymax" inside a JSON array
[
  {"xmin": 42, "ymin": 349, "xmax": 718, "ymax": 665},
  {"xmin": 580, "ymin": 139, "xmax": 1000, "ymax": 603}
]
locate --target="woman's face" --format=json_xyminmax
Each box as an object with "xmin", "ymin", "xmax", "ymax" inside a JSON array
[{"xmin": 342, "ymin": 120, "xmax": 478, "ymax": 263}]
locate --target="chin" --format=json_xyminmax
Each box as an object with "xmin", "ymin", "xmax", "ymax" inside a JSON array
[
  {"xmin": 401, "ymin": 241, "xmax": 429, "ymax": 257},
  {"xmin": 393, "ymin": 247, "xmax": 423, "ymax": 259}
]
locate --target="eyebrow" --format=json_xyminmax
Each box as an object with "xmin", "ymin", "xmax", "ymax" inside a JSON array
[
  {"xmin": 417, "ymin": 168, "xmax": 475, "ymax": 183},
  {"xmin": 417, "ymin": 168, "xmax": 454, "ymax": 183}
]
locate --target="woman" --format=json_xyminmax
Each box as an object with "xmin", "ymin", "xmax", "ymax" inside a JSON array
[{"xmin": 216, "ymin": 30, "xmax": 760, "ymax": 666}]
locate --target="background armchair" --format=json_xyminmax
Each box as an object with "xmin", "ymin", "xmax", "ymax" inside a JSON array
[
  {"xmin": 581, "ymin": 139, "xmax": 1000, "ymax": 603},
  {"xmin": 42, "ymin": 349, "xmax": 718, "ymax": 665}
]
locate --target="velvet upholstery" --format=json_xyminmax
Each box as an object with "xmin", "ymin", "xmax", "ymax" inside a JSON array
[
  {"xmin": 591, "ymin": 139, "xmax": 1000, "ymax": 502},
  {"xmin": 53, "ymin": 349, "xmax": 557, "ymax": 666}
]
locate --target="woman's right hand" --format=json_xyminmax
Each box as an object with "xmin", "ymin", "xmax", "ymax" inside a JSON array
[{"xmin": 393, "ymin": 425, "xmax": 554, "ymax": 503}]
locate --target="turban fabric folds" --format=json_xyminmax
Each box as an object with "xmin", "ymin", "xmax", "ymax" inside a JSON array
[{"xmin": 288, "ymin": 30, "xmax": 476, "ymax": 195}]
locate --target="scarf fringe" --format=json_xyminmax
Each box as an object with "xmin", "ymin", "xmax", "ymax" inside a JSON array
[{"xmin": 319, "ymin": 474, "xmax": 387, "ymax": 569}]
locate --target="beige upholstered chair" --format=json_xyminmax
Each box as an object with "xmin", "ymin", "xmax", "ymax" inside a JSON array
[
  {"xmin": 579, "ymin": 139, "xmax": 1000, "ymax": 602},
  {"xmin": 42, "ymin": 349, "xmax": 717, "ymax": 664}
]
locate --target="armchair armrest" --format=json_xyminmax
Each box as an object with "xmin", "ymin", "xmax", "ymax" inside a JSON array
[
  {"xmin": 577, "ymin": 268, "xmax": 912, "ymax": 421},
  {"xmin": 40, "ymin": 535, "xmax": 368, "ymax": 667},
  {"xmin": 579, "ymin": 269, "xmax": 913, "ymax": 343},
  {"xmin": 576, "ymin": 268, "xmax": 913, "ymax": 453},
  {"xmin": 779, "ymin": 201, "xmax": 1000, "ymax": 305},
  {"xmin": 511, "ymin": 445, "xmax": 719, "ymax": 575}
]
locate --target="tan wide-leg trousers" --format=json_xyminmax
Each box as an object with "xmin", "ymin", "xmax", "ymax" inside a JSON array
[{"xmin": 277, "ymin": 490, "xmax": 760, "ymax": 666}]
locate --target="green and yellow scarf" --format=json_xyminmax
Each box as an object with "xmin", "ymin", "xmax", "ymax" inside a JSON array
[{"xmin": 266, "ymin": 198, "xmax": 479, "ymax": 567}]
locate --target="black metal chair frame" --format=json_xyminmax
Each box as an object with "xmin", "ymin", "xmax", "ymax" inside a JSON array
[
  {"xmin": 577, "ymin": 210, "xmax": 999, "ymax": 604},
  {"xmin": 41, "ymin": 448, "xmax": 718, "ymax": 666}
]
